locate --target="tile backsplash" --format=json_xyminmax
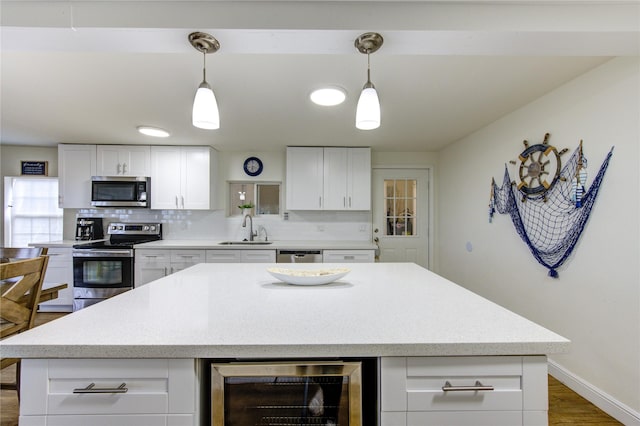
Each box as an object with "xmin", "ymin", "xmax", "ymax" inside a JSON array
[{"xmin": 67, "ymin": 209, "xmax": 372, "ymax": 242}]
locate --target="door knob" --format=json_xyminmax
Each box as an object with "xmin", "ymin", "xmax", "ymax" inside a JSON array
[{"xmin": 374, "ymin": 228, "xmax": 379, "ymax": 233}]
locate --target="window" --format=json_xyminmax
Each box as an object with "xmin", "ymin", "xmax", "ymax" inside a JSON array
[
  {"xmin": 4, "ymin": 177, "xmax": 63, "ymax": 247},
  {"xmin": 384, "ymin": 179, "xmax": 417, "ymax": 236}
]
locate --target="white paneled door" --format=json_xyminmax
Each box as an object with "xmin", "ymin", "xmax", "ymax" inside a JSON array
[{"xmin": 372, "ymin": 168, "xmax": 430, "ymax": 268}]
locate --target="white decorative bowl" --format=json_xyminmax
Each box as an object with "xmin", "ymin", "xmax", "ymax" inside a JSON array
[{"xmin": 266, "ymin": 267, "xmax": 351, "ymax": 286}]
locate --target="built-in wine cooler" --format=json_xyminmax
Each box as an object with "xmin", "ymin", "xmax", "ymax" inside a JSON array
[{"xmin": 208, "ymin": 359, "xmax": 377, "ymax": 426}]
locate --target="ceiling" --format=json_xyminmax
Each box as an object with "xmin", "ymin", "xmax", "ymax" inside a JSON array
[{"xmin": 1, "ymin": 1, "xmax": 638, "ymax": 152}]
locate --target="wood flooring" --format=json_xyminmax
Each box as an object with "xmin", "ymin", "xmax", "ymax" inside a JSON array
[{"xmin": 0, "ymin": 313, "xmax": 623, "ymax": 426}]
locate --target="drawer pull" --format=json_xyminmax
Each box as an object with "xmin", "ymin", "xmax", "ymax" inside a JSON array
[
  {"xmin": 442, "ymin": 381, "xmax": 494, "ymax": 392},
  {"xmin": 73, "ymin": 383, "xmax": 128, "ymax": 394}
]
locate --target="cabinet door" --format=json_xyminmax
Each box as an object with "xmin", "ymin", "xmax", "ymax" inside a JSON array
[
  {"xmin": 58, "ymin": 144, "xmax": 96, "ymax": 208},
  {"xmin": 322, "ymin": 250, "xmax": 374, "ymax": 263},
  {"xmin": 150, "ymin": 146, "xmax": 182, "ymax": 209},
  {"xmin": 135, "ymin": 250, "xmax": 171, "ymax": 286},
  {"xmin": 286, "ymin": 147, "xmax": 324, "ymax": 210},
  {"xmin": 39, "ymin": 248, "xmax": 73, "ymax": 311},
  {"xmin": 97, "ymin": 146, "xmax": 151, "ymax": 176},
  {"xmin": 241, "ymin": 250, "xmax": 276, "ymax": 263},
  {"xmin": 347, "ymin": 147, "xmax": 371, "ymax": 210},
  {"xmin": 206, "ymin": 250, "xmax": 242, "ymax": 263},
  {"xmin": 123, "ymin": 146, "xmax": 151, "ymax": 176},
  {"xmin": 170, "ymin": 250, "xmax": 205, "ymax": 273},
  {"xmin": 96, "ymin": 145, "xmax": 122, "ymax": 176},
  {"xmin": 323, "ymin": 148, "xmax": 349, "ymax": 210},
  {"xmin": 181, "ymin": 147, "xmax": 211, "ymax": 210}
]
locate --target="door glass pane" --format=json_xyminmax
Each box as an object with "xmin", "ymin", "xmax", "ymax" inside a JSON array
[{"xmin": 383, "ymin": 179, "xmax": 417, "ymax": 236}]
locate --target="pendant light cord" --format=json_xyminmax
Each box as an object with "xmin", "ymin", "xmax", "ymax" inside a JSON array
[{"xmin": 202, "ymin": 51, "xmax": 207, "ymax": 82}]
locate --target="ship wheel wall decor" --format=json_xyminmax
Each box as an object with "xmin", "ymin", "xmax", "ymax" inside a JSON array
[
  {"xmin": 516, "ymin": 133, "xmax": 567, "ymax": 200},
  {"xmin": 489, "ymin": 133, "xmax": 614, "ymax": 278}
]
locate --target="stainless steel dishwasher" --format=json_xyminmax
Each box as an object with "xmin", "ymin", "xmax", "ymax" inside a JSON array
[{"xmin": 276, "ymin": 249, "xmax": 323, "ymax": 263}]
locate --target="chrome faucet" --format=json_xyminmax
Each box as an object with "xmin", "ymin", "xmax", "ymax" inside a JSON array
[{"xmin": 242, "ymin": 214, "xmax": 256, "ymax": 241}]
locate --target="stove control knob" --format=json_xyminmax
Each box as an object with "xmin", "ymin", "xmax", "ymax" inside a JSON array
[
  {"xmin": 150, "ymin": 225, "xmax": 156, "ymax": 231},
  {"xmin": 118, "ymin": 225, "xmax": 124, "ymax": 230},
  {"xmin": 143, "ymin": 225, "xmax": 150, "ymax": 231}
]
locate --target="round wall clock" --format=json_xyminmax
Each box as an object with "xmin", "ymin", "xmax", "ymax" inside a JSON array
[{"xmin": 243, "ymin": 156, "xmax": 263, "ymax": 177}]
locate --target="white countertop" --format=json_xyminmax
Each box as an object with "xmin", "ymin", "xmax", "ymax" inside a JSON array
[
  {"xmin": 135, "ymin": 240, "xmax": 377, "ymax": 250},
  {"xmin": 32, "ymin": 240, "xmax": 377, "ymax": 250},
  {"xmin": 1, "ymin": 263, "xmax": 569, "ymax": 359}
]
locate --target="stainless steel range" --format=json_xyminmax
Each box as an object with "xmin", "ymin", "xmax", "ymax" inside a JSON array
[{"xmin": 72, "ymin": 222, "xmax": 161, "ymax": 311}]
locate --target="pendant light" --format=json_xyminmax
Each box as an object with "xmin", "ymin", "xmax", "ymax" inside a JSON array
[
  {"xmin": 189, "ymin": 32, "xmax": 221, "ymax": 130},
  {"xmin": 354, "ymin": 32, "xmax": 383, "ymax": 130}
]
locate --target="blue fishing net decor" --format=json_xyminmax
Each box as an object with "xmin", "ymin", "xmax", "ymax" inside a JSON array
[{"xmin": 490, "ymin": 137, "xmax": 614, "ymax": 278}]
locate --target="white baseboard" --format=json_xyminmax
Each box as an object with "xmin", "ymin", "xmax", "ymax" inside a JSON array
[{"xmin": 548, "ymin": 359, "xmax": 640, "ymax": 426}]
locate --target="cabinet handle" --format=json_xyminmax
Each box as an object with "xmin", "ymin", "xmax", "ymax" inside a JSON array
[
  {"xmin": 343, "ymin": 197, "xmax": 346, "ymax": 207},
  {"xmin": 442, "ymin": 381, "xmax": 494, "ymax": 392},
  {"xmin": 181, "ymin": 196, "xmax": 185, "ymax": 209},
  {"xmin": 319, "ymin": 196, "xmax": 322, "ymax": 208},
  {"xmin": 117, "ymin": 163, "xmax": 122, "ymax": 174},
  {"xmin": 349, "ymin": 196, "xmax": 352, "ymax": 208},
  {"xmin": 122, "ymin": 163, "xmax": 128, "ymax": 174},
  {"xmin": 344, "ymin": 255, "xmax": 355, "ymax": 260},
  {"xmin": 175, "ymin": 196, "xmax": 179, "ymax": 208},
  {"xmin": 73, "ymin": 383, "xmax": 128, "ymax": 394}
]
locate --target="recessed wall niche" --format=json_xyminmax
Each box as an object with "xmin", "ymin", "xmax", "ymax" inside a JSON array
[{"xmin": 228, "ymin": 182, "xmax": 280, "ymax": 216}]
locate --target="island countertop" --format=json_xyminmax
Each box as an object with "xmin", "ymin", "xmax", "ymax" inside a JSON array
[{"xmin": 1, "ymin": 263, "xmax": 569, "ymax": 359}]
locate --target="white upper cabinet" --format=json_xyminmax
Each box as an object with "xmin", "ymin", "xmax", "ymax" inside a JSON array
[
  {"xmin": 150, "ymin": 146, "xmax": 217, "ymax": 210},
  {"xmin": 58, "ymin": 144, "xmax": 96, "ymax": 208},
  {"xmin": 286, "ymin": 146, "xmax": 371, "ymax": 211},
  {"xmin": 96, "ymin": 145, "xmax": 150, "ymax": 176},
  {"xmin": 286, "ymin": 147, "xmax": 324, "ymax": 210},
  {"xmin": 324, "ymin": 147, "xmax": 371, "ymax": 210}
]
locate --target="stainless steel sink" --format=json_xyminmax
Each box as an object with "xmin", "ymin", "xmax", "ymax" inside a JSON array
[{"xmin": 218, "ymin": 241, "xmax": 273, "ymax": 245}]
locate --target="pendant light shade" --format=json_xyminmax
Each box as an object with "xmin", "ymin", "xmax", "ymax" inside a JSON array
[
  {"xmin": 354, "ymin": 32, "xmax": 383, "ymax": 130},
  {"xmin": 192, "ymin": 81, "xmax": 220, "ymax": 129},
  {"xmin": 189, "ymin": 32, "xmax": 221, "ymax": 130},
  {"xmin": 356, "ymin": 82, "xmax": 380, "ymax": 130}
]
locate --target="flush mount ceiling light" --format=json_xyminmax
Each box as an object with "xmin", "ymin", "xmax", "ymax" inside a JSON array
[
  {"xmin": 137, "ymin": 126, "xmax": 170, "ymax": 138},
  {"xmin": 189, "ymin": 31, "xmax": 221, "ymax": 130},
  {"xmin": 310, "ymin": 86, "xmax": 347, "ymax": 106},
  {"xmin": 354, "ymin": 32, "xmax": 383, "ymax": 130}
]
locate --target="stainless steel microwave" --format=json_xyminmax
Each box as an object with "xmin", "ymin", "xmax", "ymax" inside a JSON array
[{"xmin": 91, "ymin": 176, "xmax": 150, "ymax": 208}]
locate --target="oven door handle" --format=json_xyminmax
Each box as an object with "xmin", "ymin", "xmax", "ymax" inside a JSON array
[{"xmin": 73, "ymin": 250, "xmax": 133, "ymax": 257}]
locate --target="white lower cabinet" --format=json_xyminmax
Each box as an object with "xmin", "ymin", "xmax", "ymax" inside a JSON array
[
  {"xmin": 380, "ymin": 356, "xmax": 548, "ymax": 426},
  {"xmin": 134, "ymin": 249, "xmax": 205, "ymax": 286},
  {"xmin": 322, "ymin": 249, "xmax": 375, "ymax": 263},
  {"xmin": 206, "ymin": 249, "xmax": 275, "ymax": 263},
  {"xmin": 20, "ymin": 359, "xmax": 197, "ymax": 426},
  {"xmin": 240, "ymin": 250, "xmax": 276, "ymax": 263},
  {"xmin": 170, "ymin": 250, "xmax": 206, "ymax": 274},
  {"xmin": 135, "ymin": 249, "xmax": 171, "ymax": 287},
  {"xmin": 136, "ymin": 249, "xmax": 277, "ymax": 286},
  {"xmin": 38, "ymin": 247, "xmax": 74, "ymax": 312}
]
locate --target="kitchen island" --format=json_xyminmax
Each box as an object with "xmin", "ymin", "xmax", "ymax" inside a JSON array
[{"xmin": 2, "ymin": 263, "xmax": 569, "ymax": 425}]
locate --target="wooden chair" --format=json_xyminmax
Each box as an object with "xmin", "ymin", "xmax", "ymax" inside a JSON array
[
  {"xmin": 0, "ymin": 246, "xmax": 48, "ymax": 264},
  {"xmin": 0, "ymin": 254, "xmax": 50, "ymax": 396},
  {"xmin": 1, "ymin": 247, "xmax": 69, "ymax": 304}
]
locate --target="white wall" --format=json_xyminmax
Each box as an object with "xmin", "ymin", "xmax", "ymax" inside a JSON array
[{"xmin": 438, "ymin": 57, "xmax": 640, "ymax": 419}]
